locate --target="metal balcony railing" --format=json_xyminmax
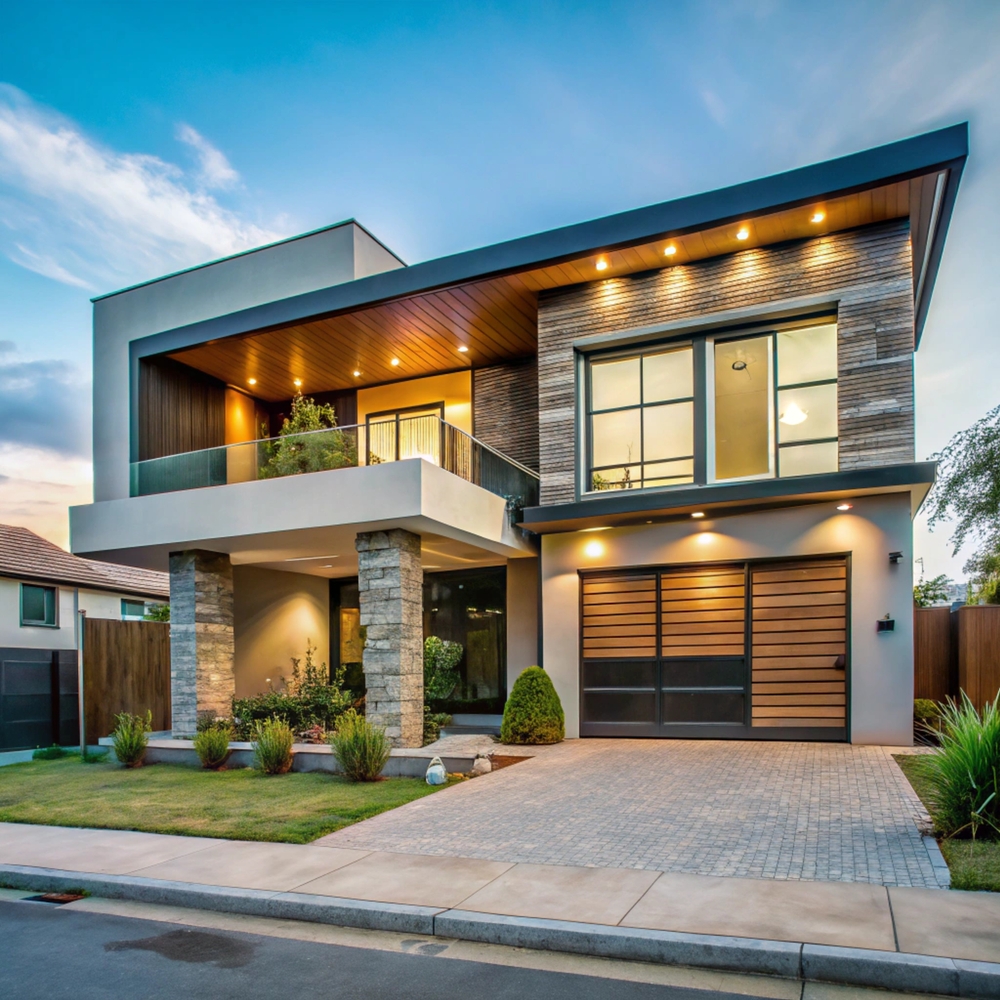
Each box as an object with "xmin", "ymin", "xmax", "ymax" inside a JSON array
[{"xmin": 129, "ymin": 414, "xmax": 540, "ymax": 509}]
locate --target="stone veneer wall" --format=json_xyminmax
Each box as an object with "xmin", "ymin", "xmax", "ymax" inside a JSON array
[
  {"xmin": 169, "ymin": 550, "xmax": 235, "ymax": 734},
  {"xmin": 537, "ymin": 218, "xmax": 915, "ymax": 505},
  {"xmin": 355, "ymin": 529, "xmax": 424, "ymax": 748}
]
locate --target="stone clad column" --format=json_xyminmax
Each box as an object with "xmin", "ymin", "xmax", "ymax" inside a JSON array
[
  {"xmin": 169, "ymin": 550, "xmax": 235, "ymax": 735},
  {"xmin": 355, "ymin": 529, "xmax": 423, "ymax": 748}
]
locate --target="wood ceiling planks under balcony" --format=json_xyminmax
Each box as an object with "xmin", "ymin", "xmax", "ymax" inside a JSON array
[{"xmin": 167, "ymin": 176, "xmax": 932, "ymax": 402}]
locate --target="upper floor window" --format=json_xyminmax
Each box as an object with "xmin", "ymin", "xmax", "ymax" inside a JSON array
[
  {"xmin": 21, "ymin": 584, "xmax": 57, "ymax": 627},
  {"xmin": 584, "ymin": 321, "xmax": 838, "ymax": 494}
]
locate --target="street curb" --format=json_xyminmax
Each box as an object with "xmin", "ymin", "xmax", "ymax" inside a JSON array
[{"xmin": 2, "ymin": 864, "xmax": 999, "ymax": 997}]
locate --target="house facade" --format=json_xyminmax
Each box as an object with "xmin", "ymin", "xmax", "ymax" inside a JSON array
[
  {"xmin": 0, "ymin": 524, "xmax": 168, "ymax": 750},
  {"xmin": 69, "ymin": 124, "xmax": 967, "ymax": 747}
]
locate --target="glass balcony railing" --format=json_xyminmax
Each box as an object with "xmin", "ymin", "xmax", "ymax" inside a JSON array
[{"xmin": 129, "ymin": 414, "xmax": 540, "ymax": 510}]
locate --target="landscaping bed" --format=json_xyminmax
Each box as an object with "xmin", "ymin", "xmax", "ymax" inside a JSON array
[
  {"xmin": 894, "ymin": 753, "xmax": 1000, "ymax": 892},
  {"xmin": 0, "ymin": 756, "xmax": 451, "ymax": 844}
]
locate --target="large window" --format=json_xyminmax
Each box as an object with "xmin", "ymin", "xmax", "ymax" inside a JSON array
[
  {"xmin": 583, "ymin": 321, "xmax": 838, "ymax": 493},
  {"xmin": 587, "ymin": 346, "xmax": 694, "ymax": 491}
]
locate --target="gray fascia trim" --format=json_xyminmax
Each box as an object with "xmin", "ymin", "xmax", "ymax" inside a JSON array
[
  {"xmin": 128, "ymin": 124, "xmax": 968, "ymax": 363},
  {"xmin": 91, "ymin": 219, "xmax": 407, "ymax": 303},
  {"xmin": 521, "ymin": 462, "xmax": 938, "ymax": 530}
]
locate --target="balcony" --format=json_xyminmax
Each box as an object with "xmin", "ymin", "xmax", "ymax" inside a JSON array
[{"xmin": 130, "ymin": 414, "xmax": 539, "ymax": 509}]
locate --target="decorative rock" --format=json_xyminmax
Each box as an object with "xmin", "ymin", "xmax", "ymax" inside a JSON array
[
  {"xmin": 425, "ymin": 755, "xmax": 447, "ymax": 785},
  {"xmin": 471, "ymin": 755, "xmax": 492, "ymax": 776}
]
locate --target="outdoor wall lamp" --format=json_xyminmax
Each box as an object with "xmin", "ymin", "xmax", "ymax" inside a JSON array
[
  {"xmin": 888, "ymin": 551, "xmax": 903, "ymax": 564},
  {"xmin": 876, "ymin": 614, "xmax": 896, "ymax": 633}
]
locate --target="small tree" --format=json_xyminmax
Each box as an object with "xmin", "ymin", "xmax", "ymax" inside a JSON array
[
  {"xmin": 259, "ymin": 393, "xmax": 357, "ymax": 478},
  {"xmin": 913, "ymin": 574, "xmax": 952, "ymax": 608}
]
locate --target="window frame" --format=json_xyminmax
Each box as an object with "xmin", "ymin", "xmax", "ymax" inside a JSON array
[
  {"xmin": 579, "ymin": 314, "xmax": 838, "ymax": 498},
  {"xmin": 20, "ymin": 583, "xmax": 58, "ymax": 628},
  {"xmin": 121, "ymin": 598, "xmax": 147, "ymax": 620}
]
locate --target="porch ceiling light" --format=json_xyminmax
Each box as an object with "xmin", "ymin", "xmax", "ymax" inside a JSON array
[
  {"xmin": 293, "ymin": 378, "xmax": 303, "ymax": 387},
  {"xmin": 811, "ymin": 211, "xmax": 825, "ymax": 223},
  {"xmin": 664, "ymin": 245, "xmax": 677, "ymax": 256},
  {"xmin": 583, "ymin": 539, "xmax": 605, "ymax": 558},
  {"xmin": 736, "ymin": 227, "xmax": 749, "ymax": 240},
  {"xmin": 691, "ymin": 511, "xmax": 705, "ymax": 518},
  {"xmin": 353, "ymin": 370, "xmax": 361, "ymax": 377},
  {"xmin": 458, "ymin": 345, "xmax": 469, "ymax": 353},
  {"xmin": 836, "ymin": 503, "xmax": 853, "ymax": 511},
  {"xmin": 247, "ymin": 378, "xmax": 257, "ymax": 386},
  {"xmin": 779, "ymin": 401, "xmax": 808, "ymax": 425},
  {"xmin": 595, "ymin": 258, "xmax": 608, "ymax": 271},
  {"xmin": 390, "ymin": 357, "xmax": 400, "ymax": 366}
]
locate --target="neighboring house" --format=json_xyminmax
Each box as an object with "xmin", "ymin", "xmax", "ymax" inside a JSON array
[
  {"xmin": 0, "ymin": 524, "xmax": 168, "ymax": 749},
  {"xmin": 69, "ymin": 124, "xmax": 967, "ymax": 747}
]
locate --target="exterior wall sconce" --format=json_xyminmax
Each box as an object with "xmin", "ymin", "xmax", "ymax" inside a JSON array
[
  {"xmin": 876, "ymin": 614, "xmax": 895, "ymax": 633},
  {"xmin": 888, "ymin": 551, "xmax": 903, "ymax": 564}
]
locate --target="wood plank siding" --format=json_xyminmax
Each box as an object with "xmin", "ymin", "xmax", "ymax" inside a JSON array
[
  {"xmin": 139, "ymin": 357, "xmax": 226, "ymax": 461},
  {"xmin": 537, "ymin": 219, "xmax": 915, "ymax": 504},
  {"xmin": 956, "ymin": 606, "xmax": 1000, "ymax": 712},
  {"xmin": 750, "ymin": 559, "xmax": 847, "ymax": 729},
  {"xmin": 473, "ymin": 358, "xmax": 539, "ymax": 470},
  {"xmin": 914, "ymin": 606, "xmax": 954, "ymax": 702}
]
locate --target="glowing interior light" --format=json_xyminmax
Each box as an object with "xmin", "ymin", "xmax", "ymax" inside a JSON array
[
  {"xmin": 780, "ymin": 401, "xmax": 808, "ymax": 425},
  {"xmin": 664, "ymin": 245, "xmax": 677, "ymax": 256},
  {"xmin": 736, "ymin": 227, "xmax": 749, "ymax": 240},
  {"xmin": 583, "ymin": 539, "xmax": 604, "ymax": 558},
  {"xmin": 595, "ymin": 258, "xmax": 608, "ymax": 271},
  {"xmin": 811, "ymin": 211, "xmax": 825, "ymax": 223}
]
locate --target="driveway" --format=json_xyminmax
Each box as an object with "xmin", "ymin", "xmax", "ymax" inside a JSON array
[{"xmin": 320, "ymin": 739, "xmax": 942, "ymax": 888}]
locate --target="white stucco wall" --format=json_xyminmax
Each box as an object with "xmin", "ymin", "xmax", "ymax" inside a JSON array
[
  {"xmin": 0, "ymin": 578, "xmax": 156, "ymax": 649},
  {"xmin": 506, "ymin": 557, "xmax": 539, "ymax": 688},
  {"xmin": 540, "ymin": 492, "xmax": 914, "ymax": 745},
  {"xmin": 233, "ymin": 566, "xmax": 330, "ymax": 698},
  {"xmin": 92, "ymin": 222, "xmax": 404, "ymax": 503}
]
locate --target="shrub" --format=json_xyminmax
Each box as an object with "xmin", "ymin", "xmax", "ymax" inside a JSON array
[
  {"xmin": 329, "ymin": 709, "xmax": 390, "ymax": 781},
  {"xmin": 914, "ymin": 699, "xmax": 941, "ymax": 726},
  {"xmin": 252, "ymin": 718, "xmax": 295, "ymax": 775},
  {"xmin": 424, "ymin": 636, "xmax": 463, "ymax": 701},
  {"xmin": 232, "ymin": 642, "xmax": 352, "ymax": 739},
  {"xmin": 111, "ymin": 710, "xmax": 152, "ymax": 768},
  {"xmin": 917, "ymin": 691, "xmax": 1000, "ymax": 839},
  {"xmin": 193, "ymin": 722, "xmax": 233, "ymax": 769},
  {"xmin": 423, "ymin": 707, "xmax": 452, "ymax": 746},
  {"xmin": 500, "ymin": 667, "xmax": 564, "ymax": 745},
  {"xmin": 259, "ymin": 393, "xmax": 357, "ymax": 478},
  {"xmin": 32, "ymin": 745, "xmax": 68, "ymax": 760}
]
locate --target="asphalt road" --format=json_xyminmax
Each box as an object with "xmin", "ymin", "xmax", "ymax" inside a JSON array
[{"xmin": 0, "ymin": 898, "xmax": 752, "ymax": 1000}]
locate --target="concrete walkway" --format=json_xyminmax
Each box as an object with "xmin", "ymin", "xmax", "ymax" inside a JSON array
[
  {"xmin": 1, "ymin": 821, "xmax": 997, "ymax": 967},
  {"xmin": 326, "ymin": 738, "xmax": 942, "ymax": 887}
]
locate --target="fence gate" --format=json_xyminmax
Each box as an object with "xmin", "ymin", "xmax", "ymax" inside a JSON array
[{"xmin": 580, "ymin": 556, "xmax": 848, "ymax": 740}]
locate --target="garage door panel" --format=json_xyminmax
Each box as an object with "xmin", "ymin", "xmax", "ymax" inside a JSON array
[
  {"xmin": 752, "ymin": 565, "xmax": 846, "ymax": 584},
  {"xmin": 583, "ymin": 691, "xmax": 657, "ymax": 724},
  {"xmin": 752, "ymin": 617, "xmax": 846, "ymax": 632}
]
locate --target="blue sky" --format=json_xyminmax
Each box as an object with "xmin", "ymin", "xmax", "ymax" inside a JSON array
[{"xmin": 0, "ymin": 1, "xmax": 998, "ymax": 576}]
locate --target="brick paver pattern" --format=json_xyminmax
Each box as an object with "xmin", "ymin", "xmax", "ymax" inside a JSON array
[{"xmin": 322, "ymin": 739, "xmax": 939, "ymax": 887}]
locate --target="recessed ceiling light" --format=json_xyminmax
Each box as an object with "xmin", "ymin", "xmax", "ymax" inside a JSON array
[
  {"xmin": 293, "ymin": 378, "xmax": 302, "ymax": 387},
  {"xmin": 736, "ymin": 228, "xmax": 749, "ymax": 240},
  {"xmin": 583, "ymin": 539, "xmax": 604, "ymax": 557},
  {"xmin": 691, "ymin": 511, "xmax": 706, "ymax": 518},
  {"xmin": 390, "ymin": 358, "xmax": 400, "ymax": 366},
  {"xmin": 836, "ymin": 503, "xmax": 853, "ymax": 511},
  {"xmin": 646, "ymin": 519, "xmax": 653, "ymax": 524},
  {"xmin": 352, "ymin": 370, "xmax": 361, "ymax": 377},
  {"xmin": 811, "ymin": 211, "xmax": 825, "ymax": 223},
  {"xmin": 595, "ymin": 258, "xmax": 608, "ymax": 271},
  {"xmin": 457, "ymin": 345, "xmax": 468, "ymax": 353},
  {"xmin": 247, "ymin": 378, "xmax": 257, "ymax": 386},
  {"xmin": 664, "ymin": 245, "xmax": 677, "ymax": 256}
]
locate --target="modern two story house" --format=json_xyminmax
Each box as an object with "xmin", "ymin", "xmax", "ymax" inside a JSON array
[{"xmin": 70, "ymin": 124, "xmax": 967, "ymax": 747}]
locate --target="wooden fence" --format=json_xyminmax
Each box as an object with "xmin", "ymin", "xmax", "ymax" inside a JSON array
[
  {"xmin": 913, "ymin": 605, "xmax": 1000, "ymax": 711},
  {"xmin": 84, "ymin": 618, "xmax": 170, "ymax": 738}
]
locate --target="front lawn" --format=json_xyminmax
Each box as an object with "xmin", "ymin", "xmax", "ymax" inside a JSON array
[
  {"xmin": 0, "ymin": 757, "xmax": 449, "ymax": 843},
  {"xmin": 894, "ymin": 753, "xmax": 1000, "ymax": 892}
]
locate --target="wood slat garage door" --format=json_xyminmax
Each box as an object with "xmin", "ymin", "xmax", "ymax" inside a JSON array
[{"xmin": 750, "ymin": 559, "xmax": 847, "ymax": 729}]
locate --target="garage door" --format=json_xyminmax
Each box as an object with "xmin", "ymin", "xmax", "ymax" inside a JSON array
[{"xmin": 580, "ymin": 557, "xmax": 847, "ymax": 740}]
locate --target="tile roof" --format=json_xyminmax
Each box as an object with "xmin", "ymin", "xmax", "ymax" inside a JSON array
[{"xmin": 0, "ymin": 524, "xmax": 169, "ymax": 599}]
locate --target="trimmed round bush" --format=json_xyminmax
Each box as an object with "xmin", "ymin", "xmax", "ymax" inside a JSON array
[
  {"xmin": 193, "ymin": 723, "xmax": 233, "ymax": 769},
  {"xmin": 500, "ymin": 666, "xmax": 564, "ymax": 745},
  {"xmin": 252, "ymin": 718, "xmax": 294, "ymax": 775}
]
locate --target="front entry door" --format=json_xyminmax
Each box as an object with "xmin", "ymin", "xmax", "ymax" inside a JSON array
[{"xmin": 580, "ymin": 557, "xmax": 847, "ymax": 740}]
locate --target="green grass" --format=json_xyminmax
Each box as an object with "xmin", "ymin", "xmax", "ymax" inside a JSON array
[
  {"xmin": 894, "ymin": 753, "xmax": 1000, "ymax": 892},
  {"xmin": 0, "ymin": 757, "xmax": 450, "ymax": 843}
]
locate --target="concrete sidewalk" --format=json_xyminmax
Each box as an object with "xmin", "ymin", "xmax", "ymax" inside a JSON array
[{"xmin": 1, "ymin": 821, "xmax": 998, "ymax": 996}]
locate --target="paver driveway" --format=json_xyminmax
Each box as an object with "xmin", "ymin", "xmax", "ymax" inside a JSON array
[{"xmin": 320, "ymin": 739, "xmax": 942, "ymax": 887}]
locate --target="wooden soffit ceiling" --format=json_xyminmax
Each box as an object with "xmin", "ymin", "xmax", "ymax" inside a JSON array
[{"xmin": 169, "ymin": 175, "xmax": 939, "ymax": 402}]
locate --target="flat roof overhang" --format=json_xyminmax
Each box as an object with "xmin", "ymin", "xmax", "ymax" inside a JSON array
[
  {"xmin": 519, "ymin": 462, "xmax": 937, "ymax": 534},
  {"xmin": 131, "ymin": 124, "xmax": 967, "ymax": 401}
]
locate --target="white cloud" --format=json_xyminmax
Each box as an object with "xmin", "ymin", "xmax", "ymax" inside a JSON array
[
  {"xmin": 175, "ymin": 122, "xmax": 240, "ymax": 189},
  {"xmin": 0, "ymin": 84, "xmax": 281, "ymax": 291}
]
